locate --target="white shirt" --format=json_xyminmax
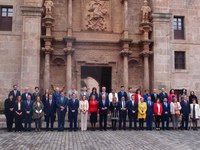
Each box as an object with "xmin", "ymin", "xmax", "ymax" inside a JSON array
[
  {"xmin": 157, "ymin": 103, "xmax": 160, "ymax": 114},
  {"xmin": 108, "ymin": 92, "xmax": 118, "ymax": 102},
  {"xmin": 18, "ymin": 102, "xmax": 21, "ymax": 110}
]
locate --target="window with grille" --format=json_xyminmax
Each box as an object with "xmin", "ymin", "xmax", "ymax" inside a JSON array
[
  {"xmin": 175, "ymin": 51, "xmax": 186, "ymax": 69},
  {"xmin": 0, "ymin": 6, "xmax": 13, "ymax": 31}
]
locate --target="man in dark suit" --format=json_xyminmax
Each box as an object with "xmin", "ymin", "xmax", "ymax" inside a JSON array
[
  {"xmin": 118, "ymin": 86, "xmax": 128, "ymax": 101},
  {"xmin": 162, "ymin": 98, "xmax": 170, "ymax": 130},
  {"xmin": 99, "ymin": 95, "xmax": 109, "ymax": 131},
  {"xmin": 180, "ymin": 95, "xmax": 191, "ymax": 130},
  {"xmin": 127, "ymin": 95, "xmax": 138, "ymax": 130},
  {"xmin": 24, "ymin": 95, "xmax": 33, "ymax": 131},
  {"xmin": 8, "ymin": 84, "xmax": 21, "ymax": 102},
  {"xmin": 32, "ymin": 86, "xmax": 42, "ymax": 101},
  {"xmin": 146, "ymin": 96, "xmax": 154, "ymax": 130},
  {"xmin": 151, "ymin": 89, "xmax": 159, "ymax": 103},
  {"xmin": 21, "ymin": 87, "xmax": 32, "ymax": 102},
  {"xmin": 4, "ymin": 95, "xmax": 15, "ymax": 132},
  {"xmin": 68, "ymin": 93, "xmax": 79, "ymax": 131},
  {"xmin": 118, "ymin": 96, "xmax": 127, "ymax": 130},
  {"xmin": 99, "ymin": 86, "xmax": 109, "ymax": 101},
  {"xmin": 159, "ymin": 88, "xmax": 168, "ymax": 103},
  {"xmin": 44, "ymin": 94, "xmax": 56, "ymax": 131},
  {"xmin": 57, "ymin": 91, "xmax": 68, "ymax": 131}
]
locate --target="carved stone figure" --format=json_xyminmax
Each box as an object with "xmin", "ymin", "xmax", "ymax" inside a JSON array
[
  {"xmin": 141, "ymin": 0, "xmax": 151, "ymax": 22},
  {"xmin": 85, "ymin": 0, "xmax": 108, "ymax": 31},
  {"xmin": 44, "ymin": 0, "xmax": 54, "ymax": 15}
]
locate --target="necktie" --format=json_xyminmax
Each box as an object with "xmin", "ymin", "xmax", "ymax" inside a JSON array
[{"xmin": 165, "ymin": 102, "xmax": 167, "ymax": 108}]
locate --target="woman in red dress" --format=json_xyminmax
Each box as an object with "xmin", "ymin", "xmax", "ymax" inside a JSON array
[{"xmin": 89, "ymin": 95, "xmax": 99, "ymax": 130}]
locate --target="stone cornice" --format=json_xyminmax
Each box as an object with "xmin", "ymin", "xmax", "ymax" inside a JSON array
[
  {"xmin": 21, "ymin": 5, "xmax": 44, "ymax": 16},
  {"xmin": 63, "ymin": 37, "xmax": 76, "ymax": 44},
  {"xmin": 152, "ymin": 13, "xmax": 172, "ymax": 22}
]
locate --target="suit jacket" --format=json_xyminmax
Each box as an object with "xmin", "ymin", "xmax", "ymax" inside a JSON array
[
  {"xmin": 153, "ymin": 103, "xmax": 163, "ymax": 116},
  {"xmin": 190, "ymin": 104, "xmax": 200, "ymax": 119},
  {"xmin": 8, "ymin": 90, "xmax": 21, "ymax": 101},
  {"xmin": 126, "ymin": 100, "xmax": 138, "ymax": 116},
  {"xmin": 57, "ymin": 96, "xmax": 68, "ymax": 113},
  {"xmin": 98, "ymin": 99, "xmax": 109, "ymax": 114},
  {"xmin": 24, "ymin": 100, "xmax": 33, "ymax": 115},
  {"xmin": 118, "ymin": 91, "xmax": 128, "ymax": 101},
  {"xmin": 21, "ymin": 92, "xmax": 32, "ymax": 101},
  {"xmin": 138, "ymin": 102, "xmax": 147, "ymax": 119},
  {"xmin": 14, "ymin": 102, "xmax": 24, "ymax": 116},
  {"xmin": 146, "ymin": 100, "xmax": 154, "ymax": 116},
  {"xmin": 98, "ymin": 92, "xmax": 109, "ymax": 101},
  {"xmin": 162, "ymin": 102, "xmax": 170, "ymax": 116},
  {"xmin": 151, "ymin": 93, "xmax": 159, "ymax": 103},
  {"xmin": 143, "ymin": 94, "xmax": 151, "ymax": 102},
  {"xmin": 68, "ymin": 99, "xmax": 79, "ymax": 114},
  {"xmin": 117, "ymin": 100, "xmax": 127, "ymax": 112},
  {"xmin": 4, "ymin": 98, "xmax": 15, "ymax": 116},
  {"xmin": 159, "ymin": 92, "xmax": 168, "ymax": 103},
  {"xmin": 45, "ymin": 99, "xmax": 57, "ymax": 116},
  {"xmin": 32, "ymin": 92, "xmax": 42, "ymax": 101},
  {"xmin": 180, "ymin": 100, "xmax": 191, "ymax": 116}
]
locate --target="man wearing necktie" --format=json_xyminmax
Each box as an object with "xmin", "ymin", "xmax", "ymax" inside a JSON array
[
  {"xmin": 8, "ymin": 84, "xmax": 21, "ymax": 102},
  {"xmin": 146, "ymin": 96, "xmax": 154, "ymax": 130},
  {"xmin": 127, "ymin": 95, "xmax": 138, "ymax": 130},
  {"xmin": 117, "ymin": 86, "xmax": 128, "ymax": 101},
  {"xmin": 45, "ymin": 94, "xmax": 56, "ymax": 131},
  {"xmin": 161, "ymin": 98, "xmax": 170, "ymax": 130},
  {"xmin": 57, "ymin": 92, "xmax": 68, "ymax": 131},
  {"xmin": 118, "ymin": 96, "xmax": 127, "ymax": 130},
  {"xmin": 68, "ymin": 93, "xmax": 79, "ymax": 131},
  {"xmin": 159, "ymin": 88, "xmax": 168, "ymax": 103},
  {"xmin": 180, "ymin": 95, "xmax": 191, "ymax": 130},
  {"xmin": 24, "ymin": 95, "xmax": 33, "ymax": 131},
  {"xmin": 99, "ymin": 95, "xmax": 109, "ymax": 131}
]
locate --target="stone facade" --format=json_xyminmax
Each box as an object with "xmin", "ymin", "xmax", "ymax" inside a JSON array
[{"xmin": 0, "ymin": 0, "xmax": 200, "ymax": 100}]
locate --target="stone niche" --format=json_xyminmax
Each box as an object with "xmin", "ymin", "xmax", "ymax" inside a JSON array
[{"xmin": 81, "ymin": 0, "xmax": 111, "ymax": 32}]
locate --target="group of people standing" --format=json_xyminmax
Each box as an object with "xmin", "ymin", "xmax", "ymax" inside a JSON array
[{"xmin": 4, "ymin": 84, "xmax": 200, "ymax": 132}]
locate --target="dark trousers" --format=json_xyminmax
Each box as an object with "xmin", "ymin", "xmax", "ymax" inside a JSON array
[
  {"xmin": 181, "ymin": 115, "xmax": 189, "ymax": 129},
  {"xmin": 128, "ymin": 113, "xmax": 137, "ymax": 129},
  {"xmin": 24, "ymin": 114, "xmax": 32, "ymax": 131},
  {"xmin": 15, "ymin": 115, "xmax": 23, "ymax": 131},
  {"xmin": 35, "ymin": 118, "xmax": 41, "ymax": 130},
  {"xmin": 162, "ymin": 114, "xmax": 169, "ymax": 130},
  {"xmin": 146, "ymin": 114, "xmax": 153, "ymax": 130},
  {"xmin": 46, "ymin": 115, "xmax": 55, "ymax": 130},
  {"xmin": 111, "ymin": 119, "xmax": 117, "ymax": 130},
  {"xmin": 155, "ymin": 115, "xmax": 161, "ymax": 128},
  {"xmin": 119, "ymin": 111, "xmax": 126, "ymax": 129},
  {"xmin": 69, "ymin": 112, "xmax": 78, "ymax": 130},
  {"xmin": 138, "ymin": 118, "xmax": 144, "ymax": 130},
  {"xmin": 99, "ymin": 111, "xmax": 108, "ymax": 130},
  {"xmin": 57, "ymin": 111, "xmax": 66, "ymax": 131},
  {"xmin": 6, "ymin": 113, "xmax": 14, "ymax": 131}
]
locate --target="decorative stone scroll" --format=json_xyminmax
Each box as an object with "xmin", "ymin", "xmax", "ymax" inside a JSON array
[{"xmin": 85, "ymin": 0, "xmax": 110, "ymax": 31}]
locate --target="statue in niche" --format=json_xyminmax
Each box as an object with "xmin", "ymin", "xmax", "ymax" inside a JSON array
[
  {"xmin": 44, "ymin": 0, "xmax": 54, "ymax": 15},
  {"xmin": 85, "ymin": 0, "xmax": 108, "ymax": 31},
  {"xmin": 141, "ymin": 0, "xmax": 151, "ymax": 22}
]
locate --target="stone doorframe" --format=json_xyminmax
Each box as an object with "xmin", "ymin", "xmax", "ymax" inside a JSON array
[{"xmin": 75, "ymin": 61, "xmax": 118, "ymax": 94}]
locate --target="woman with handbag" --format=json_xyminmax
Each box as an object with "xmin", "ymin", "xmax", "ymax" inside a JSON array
[
  {"xmin": 33, "ymin": 96, "xmax": 44, "ymax": 132},
  {"xmin": 170, "ymin": 97, "xmax": 182, "ymax": 130}
]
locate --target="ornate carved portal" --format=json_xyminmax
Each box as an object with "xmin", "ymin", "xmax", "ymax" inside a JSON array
[{"xmin": 83, "ymin": 0, "xmax": 111, "ymax": 31}]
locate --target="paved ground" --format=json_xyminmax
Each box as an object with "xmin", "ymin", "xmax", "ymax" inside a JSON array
[{"xmin": 0, "ymin": 129, "xmax": 199, "ymax": 150}]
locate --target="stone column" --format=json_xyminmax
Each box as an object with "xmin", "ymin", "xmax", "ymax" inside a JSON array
[
  {"xmin": 141, "ymin": 49, "xmax": 152, "ymax": 90},
  {"xmin": 44, "ymin": 51, "xmax": 51, "ymax": 90},
  {"xmin": 120, "ymin": 39, "xmax": 132, "ymax": 91},
  {"xmin": 20, "ymin": 5, "xmax": 43, "ymax": 89},
  {"xmin": 65, "ymin": 50, "xmax": 74, "ymax": 93},
  {"xmin": 121, "ymin": 0, "xmax": 129, "ymax": 39},
  {"xmin": 68, "ymin": 0, "xmax": 73, "ymax": 36}
]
